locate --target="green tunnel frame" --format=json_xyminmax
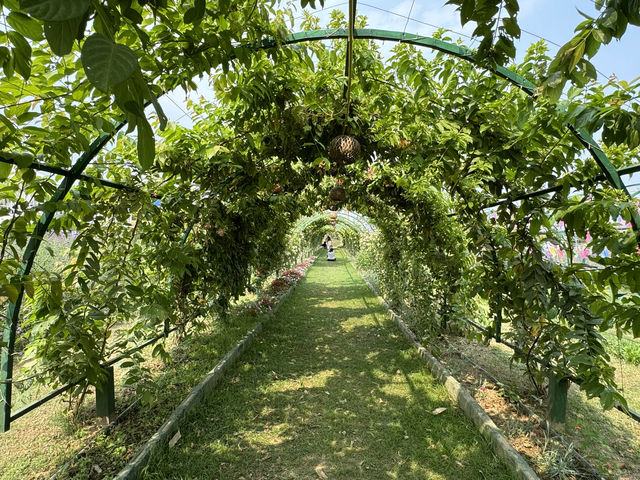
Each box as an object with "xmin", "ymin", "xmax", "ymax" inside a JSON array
[
  {"xmin": 296, "ymin": 210, "xmax": 376, "ymax": 233},
  {"xmin": 2, "ymin": 27, "xmax": 640, "ymax": 432},
  {"xmin": 295, "ymin": 212, "xmax": 368, "ymax": 253}
]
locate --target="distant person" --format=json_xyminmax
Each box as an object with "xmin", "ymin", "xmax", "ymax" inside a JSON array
[
  {"xmin": 327, "ymin": 247, "xmax": 336, "ymax": 261},
  {"xmin": 325, "ymin": 235, "xmax": 332, "ymax": 250}
]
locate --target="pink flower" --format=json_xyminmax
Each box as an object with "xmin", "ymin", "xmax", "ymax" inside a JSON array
[
  {"xmin": 480, "ymin": 386, "xmax": 486, "ymax": 391},
  {"xmin": 585, "ymin": 232, "xmax": 592, "ymax": 243},
  {"xmin": 606, "ymin": 462, "xmax": 611, "ymax": 468},
  {"xmin": 574, "ymin": 426, "xmax": 581, "ymax": 430},
  {"xmin": 557, "ymin": 221, "xmax": 565, "ymax": 229}
]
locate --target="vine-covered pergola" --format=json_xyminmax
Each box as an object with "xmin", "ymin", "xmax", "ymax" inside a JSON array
[{"xmin": 1, "ymin": 0, "xmax": 640, "ymax": 440}]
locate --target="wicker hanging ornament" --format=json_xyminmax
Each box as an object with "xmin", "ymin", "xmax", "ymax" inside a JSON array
[
  {"xmin": 329, "ymin": 212, "xmax": 338, "ymax": 220},
  {"xmin": 329, "ymin": 186, "xmax": 347, "ymax": 203},
  {"xmin": 329, "ymin": 135, "xmax": 361, "ymax": 165}
]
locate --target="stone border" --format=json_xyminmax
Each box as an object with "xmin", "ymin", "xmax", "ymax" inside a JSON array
[
  {"xmin": 114, "ymin": 269, "xmax": 305, "ymax": 480},
  {"xmin": 361, "ymin": 277, "xmax": 540, "ymax": 480}
]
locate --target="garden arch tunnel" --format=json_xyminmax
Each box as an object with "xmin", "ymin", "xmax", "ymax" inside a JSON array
[
  {"xmin": 2, "ymin": 26, "xmax": 640, "ymax": 432},
  {"xmin": 294, "ymin": 209, "xmax": 376, "ymax": 251}
]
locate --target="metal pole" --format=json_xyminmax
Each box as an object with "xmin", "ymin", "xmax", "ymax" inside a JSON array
[{"xmin": 1, "ymin": 126, "xmax": 125, "ymax": 432}]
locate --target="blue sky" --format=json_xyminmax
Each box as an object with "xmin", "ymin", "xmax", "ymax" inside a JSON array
[
  {"xmin": 154, "ymin": 1, "xmax": 640, "ymax": 189},
  {"xmin": 302, "ymin": 0, "xmax": 640, "ymax": 81},
  {"xmin": 160, "ymin": 0, "xmax": 640, "ymax": 123}
]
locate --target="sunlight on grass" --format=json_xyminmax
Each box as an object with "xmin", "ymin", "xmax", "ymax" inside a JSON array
[{"xmin": 143, "ymin": 252, "xmax": 511, "ymax": 479}]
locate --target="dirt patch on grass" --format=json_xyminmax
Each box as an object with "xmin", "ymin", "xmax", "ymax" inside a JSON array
[{"xmin": 439, "ymin": 334, "xmax": 640, "ymax": 480}]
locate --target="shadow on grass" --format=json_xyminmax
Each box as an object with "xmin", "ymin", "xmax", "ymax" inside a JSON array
[
  {"xmin": 143, "ymin": 254, "xmax": 511, "ymax": 480},
  {"xmin": 444, "ymin": 334, "xmax": 640, "ymax": 476},
  {"xmin": 44, "ymin": 310, "xmax": 267, "ymax": 479}
]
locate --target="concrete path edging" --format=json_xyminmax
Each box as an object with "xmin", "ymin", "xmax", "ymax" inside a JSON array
[
  {"xmin": 361, "ymin": 277, "xmax": 540, "ymax": 480},
  {"xmin": 113, "ymin": 323, "xmax": 263, "ymax": 480},
  {"xmin": 113, "ymin": 273, "xmax": 304, "ymax": 479}
]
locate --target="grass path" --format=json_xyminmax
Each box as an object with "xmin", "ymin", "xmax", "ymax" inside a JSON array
[{"xmin": 144, "ymin": 252, "xmax": 510, "ymax": 479}]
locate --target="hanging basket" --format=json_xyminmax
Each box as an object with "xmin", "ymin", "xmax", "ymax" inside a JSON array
[
  {"xmin": 329, "ymin": 186, "xmax": 347, "ymax": 203},
  {"xmin": 329, "ymin": 135, "xmax": 361, "ymax": 165}
]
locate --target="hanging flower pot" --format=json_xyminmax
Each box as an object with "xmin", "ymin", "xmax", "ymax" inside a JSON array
[
  {"xmin": 329, "ymin": 135, "xmax": 360, "ymax": 165},
  {"xmin": 329, "ymin": 186, "xmax": 347, "ymax": 203}
]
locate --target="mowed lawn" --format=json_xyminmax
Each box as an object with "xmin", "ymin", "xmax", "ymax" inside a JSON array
[{"xmin": 144, "ymin": 251, "xmax": 510, "ymax": 479}]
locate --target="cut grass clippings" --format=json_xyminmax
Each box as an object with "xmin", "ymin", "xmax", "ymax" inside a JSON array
[{"xmin": 143, "ymin": 251, "xmax": 511, "ymax": 480}]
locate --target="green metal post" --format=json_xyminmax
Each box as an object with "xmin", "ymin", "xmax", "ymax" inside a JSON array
[
  {"xmin": 440, "ymin": 296, "xmax": 448, "ymax": 330},
  {"xmin": 494, "ymin": 296, "xmax": 503, "ymax": 342},
  {"xmin": 548, "ymin": 371, "xmax": 569, "ymax": 428},
  {"xmin": 1, "ymin": 128, "xmax": 123, "ymax": 432},
  {"xmin": 95, "ymin": 366, "xmax": 116, "ymax": 422}
]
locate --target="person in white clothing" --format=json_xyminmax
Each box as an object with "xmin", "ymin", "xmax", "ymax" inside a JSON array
[{"xmin": 327, "ymin": 247, "xmax": 336, "ymax": 261}]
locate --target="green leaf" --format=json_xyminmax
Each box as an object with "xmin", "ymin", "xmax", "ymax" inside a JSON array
[
  {"xmin": 137, "ymin": 116, "xmax": 155, "ymax": 170},
  {"xmin": 24, "ymin": 280, "xmax": 34, "ymax": 298},
  {"xmin": 7, "ymin": 31, "xmax": 32, "ymax": 79},
  {"xmin": 9, "ymin": 152, "xmax": 35, "ymax": 168},
  {"xmin": 184, "ymin": 0, "xmax": 206, "ymax": 24},
  {"xmin": 44, "ymin": 16, "xmax": 84, "ymax": 56},
  {"xmin": 0, "ymin": 162, "xmax": 12, "ymax": 179},
  {"xmin": 51, "ymin": 279, "xmax": 62, "ymax": 303},
  {"xmin": 0, "ymin": 113, "xmax": 16, "ymax": 133},
  {"xmin": 7, "ymin": 11, "xmax": 43, "ymax": 40},
  {"xmin": 502, "ymin": 17, "xmax": 521, "ymax": 38},
  {"xmin": 21, "ymin": 168, "xmax": 35, "ymax": 183},
  {"xmin": 20, "ymin": 0, "xmax": 90, "ymax": 22},
  {"xmin": 123, "ymin": 7, "xmax": 143, "ymax": 24},
  {"xmin": 81, "ymin": 34, "xmax": 139, "ymax": 93},
  {"xmin": 0, "ymin": 284, "xmax": 19, "ymax": 303}
]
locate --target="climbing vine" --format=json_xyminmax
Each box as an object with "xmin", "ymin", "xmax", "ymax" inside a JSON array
[{"xmin": 1, "ymin": 1, "xmax": 640, "ymax": 423}]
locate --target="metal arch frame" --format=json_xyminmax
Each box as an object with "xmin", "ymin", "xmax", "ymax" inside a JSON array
[
  {"xmin": 295, "ymin": 209, "xmax": 376, "ymax": 233},
  {"xmin": 299, "ymin": 216, "xmax": 364, "ymax": 243},
  {"xmin": 339, "ymin": 210, "xmax": 376, "ymax": 232},
  {"xmin": 3, "ymin": 26, "xmax": 638, "ymax": 431},
  {"xmin": 1, "ymin": 128, "xmax": 127, "ymax": 431},
  {"xmin": 267, "ymin": 29, "xmax": 640, "ymax": 237}
]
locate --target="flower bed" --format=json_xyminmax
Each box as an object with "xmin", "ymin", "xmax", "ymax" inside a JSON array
[{"xmin": 246, "ymin": 257, "xmax": 315, "ymax": 316}]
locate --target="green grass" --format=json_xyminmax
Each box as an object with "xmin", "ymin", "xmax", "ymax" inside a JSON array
[
  {"xmin": 0, "ymin": 296, "xmax": 263, "ymax": 480},
  {"xmin": 442, "ymin": 335, "xmax": 640, "ymax": 479},
  {"xmin": 602, "ymin": 331, "xmax": 640, "ymax": 366},
  {"xmin": 144, "ymin": 251, "xmax": 510, "ymax": 480}
]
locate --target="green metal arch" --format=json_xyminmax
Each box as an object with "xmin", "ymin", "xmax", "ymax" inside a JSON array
[
  {"xmin": 4, "ymin": 27, "xmax": 639, "ymax": 431},
  {"xmin": 296, "ymin": 210, "xmax": 375, "ymax": 234},
  {"xmin": 269, "ymin": 29, "xmax": 639, "ymax": 238}
]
